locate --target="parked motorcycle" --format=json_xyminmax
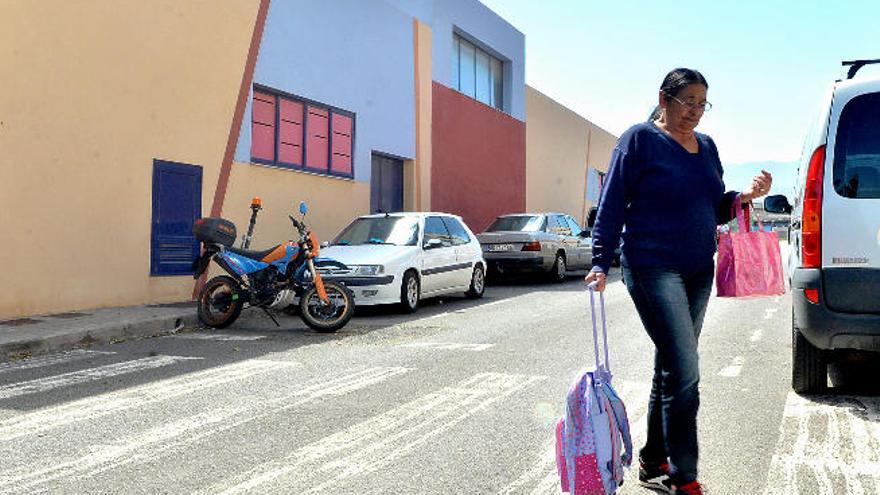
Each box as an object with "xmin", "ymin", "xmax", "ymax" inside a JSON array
[{"xmin": 192, "ymin": 201, "xmax": 354, "ymax": 333}]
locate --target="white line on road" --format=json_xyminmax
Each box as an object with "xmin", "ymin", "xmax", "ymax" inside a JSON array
[
  {"xmin": 0, "ymin": 350, "xmax": 115, "ymax": 375},
  {"xmin": 399, "ymin": 342, "xmax": 494, "ymax": 352},
  {"xmin": 0, "ymin": 367, "xmax": 411, "ymax": 493},
  {"xmin": 750, "ymin": 329, "xmax": 764, "ymax": 342},
  {"xmin": 0, "ymin": 355, "xmax": 202, "ymax": 400},
  {"xmin": 171, "ymin": 333, "xmax": 267, "ymax": 341},
  {"xmin": 718, "ymin": 356, "xmax": 745, "ymax": 378},
  {"xmin": 205, "ymin": 372, "xmax": 546, "ymax": 495},
  {"xmin": 762, "ymin": 392, "xmax": 880, "ymax": 495},
  {"xmin": 0, "ymin": 359, "xmax": 294, "ymax": 442}
]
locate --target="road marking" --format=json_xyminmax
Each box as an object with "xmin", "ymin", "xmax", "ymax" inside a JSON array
[
  {"xmin": 399, "ymin": 342, "xmax": 494, "ymax": 352},
  {"xmin": 204, "ymin": 372, "xmax": 546, "ymax": 495},
  {"xmin": 764, "ymin": 308, "xmax": 779, "ymax": 320},
  {"xmin": 0, "ymin": 359, "xmax": 293, "ymax": 442},
  {"xmin": 718, "ymin": 356, "xmax": 745, "ymax": 378},
  {"xmin": 0, "ymin": 350, "xmax": 115, "ymax": 375},
  {"xmin": 499, "ymin": 379, "xmax": 651, "ymax": 495},
  {"xmin": 0, "ymin": 355, "xmax": 202, "ymax": 400},
  {"xmin": 171, "ymin": 333, "xmax": 266, "ymax": 341},
  {"xmin": 762, "ymin": 392, "xmax": 880, "ymax": 495},
  {"xmin": 750, "ymin": 329, "xmax": 764, "ymax": 342},
  {"xmin": 0, "ymin": 367, "xmax": 411, "ymax": 493}
]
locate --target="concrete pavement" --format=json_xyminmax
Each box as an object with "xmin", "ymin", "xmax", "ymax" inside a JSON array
[{"xmin": 0, "ymin": 302, "xmax": 198, "ymax": 363}]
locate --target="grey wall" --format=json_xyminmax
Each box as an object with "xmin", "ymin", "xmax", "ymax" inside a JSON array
[
  {"xmin": 235, "ymin": 0, "xmax": 416, "ymax": 184},
  {"xmin": 386, "ymin": 0, "xmax": 526, "ymax": 121}
]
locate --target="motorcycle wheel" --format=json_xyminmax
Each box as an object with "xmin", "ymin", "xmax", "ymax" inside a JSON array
[
  {"xmin": 299, "ymin": 280, "xmax": 354, "ymax": 333},
  {"xmin": 197, "ymin": 275, "xmax": 244, "ymax": 329}
]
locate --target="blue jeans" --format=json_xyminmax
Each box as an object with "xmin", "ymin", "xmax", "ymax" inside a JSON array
[{"xmin": 622, "ymin": 262, "xmax": 714, "ymax": 485}]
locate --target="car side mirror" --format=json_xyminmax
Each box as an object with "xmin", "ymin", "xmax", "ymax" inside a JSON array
[
  {"xmin": 764, "ymin": 194, "xmax": 792, "ymax": 214},
  {"xmin": 423, "ymin": 238, "xmax": 443, "ymax": 250}
]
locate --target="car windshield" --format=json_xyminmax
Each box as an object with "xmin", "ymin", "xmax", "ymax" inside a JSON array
[
  {"xmin": 333, "ymin": 216, "xmax": 420, "ymax": 246},
  {"xmin": 486, "ymin": 215, "xmax": 545, "ymax": 232}
]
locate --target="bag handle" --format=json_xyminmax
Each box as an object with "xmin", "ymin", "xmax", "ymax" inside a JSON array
[
  {"xmin": 732, "ymin": 196, "xmax": 767, "ymax": 233},
  {"xmin": 587, "ymin": 283, "xmax": 610, "ymax": 372}
]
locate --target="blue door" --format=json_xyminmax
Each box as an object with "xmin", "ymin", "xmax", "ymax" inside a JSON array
[
  {"xmin": 370, "ymin": 153, "xmax": 404, "ymax": 214},
  {"xmin": 151, "ymin": 160, "xmax": 202, "ymax": 276}
]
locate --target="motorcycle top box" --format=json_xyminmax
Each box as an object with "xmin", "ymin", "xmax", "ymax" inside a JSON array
[{"xmin": 193, "ymin": 217, "xmax": 236, "ymax": 247}]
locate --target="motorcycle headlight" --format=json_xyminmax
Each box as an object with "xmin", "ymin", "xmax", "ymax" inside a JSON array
[{"xmin": 353, "ymin": 265, "xmax": 384, "ymax": 276}]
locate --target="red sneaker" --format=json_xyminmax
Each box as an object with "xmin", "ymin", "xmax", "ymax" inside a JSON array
[{"xmin": 673, "ymin": 480, "xmax": 705, "ymax": 495}]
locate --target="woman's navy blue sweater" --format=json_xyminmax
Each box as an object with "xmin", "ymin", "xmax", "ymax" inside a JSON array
[{"xmin": 591, "ymin": 122, "xmax": 740, "ymax": 274}]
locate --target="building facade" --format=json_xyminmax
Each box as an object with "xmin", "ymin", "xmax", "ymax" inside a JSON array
[{"xmin": 0, "ymin": 0, "xmax": 615, "ymax": 319}]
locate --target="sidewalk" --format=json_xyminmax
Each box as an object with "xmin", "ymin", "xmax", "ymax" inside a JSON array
[{"xmin": 0, "ymin": 302, "xmax": 200, "ymax": 362}]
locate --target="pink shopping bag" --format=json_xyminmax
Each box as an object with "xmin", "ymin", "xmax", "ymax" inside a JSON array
[{"xmin": 715, "ymin": 197, "xmax": 785, "ymax": 297}]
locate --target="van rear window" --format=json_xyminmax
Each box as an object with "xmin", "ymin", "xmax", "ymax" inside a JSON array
[{"xmin": 833, "ymin": 92, "xmax": 880, "ymax": 199}]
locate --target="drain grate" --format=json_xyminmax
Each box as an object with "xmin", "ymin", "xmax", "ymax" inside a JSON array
[{"xmin": 0, "ymin": 318, "xmax": 43, "ymax": 327}]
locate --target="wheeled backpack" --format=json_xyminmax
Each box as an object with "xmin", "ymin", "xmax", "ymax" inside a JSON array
[{"xmin": 555, "ymin": 285, "xmax": 633, "ymax": 494}]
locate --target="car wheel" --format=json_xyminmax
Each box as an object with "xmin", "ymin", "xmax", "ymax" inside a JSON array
[
  {"xmin": 792, "ymin": 310, "xmax": 827, "ymax": 394},
  {"xmin": 465, "ymin": 265, "xmax": 485, "ymax": 299},
  {"xmin": 399, "ymin": 270, "xmax": 420, "ymax": 313},
  {"xmin": 550, "ymin": 253, "xmax": 567, "ymax": 283}
]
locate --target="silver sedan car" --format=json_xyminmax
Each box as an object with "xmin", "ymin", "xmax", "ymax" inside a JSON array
[{"xmin": 476, "ymin": 213, "xmax": 593, "ymax": 282}]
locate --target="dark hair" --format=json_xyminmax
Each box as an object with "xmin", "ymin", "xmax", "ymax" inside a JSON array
[{"xmin": 649, "ymin": 68, "xmax": 709, "ymax": 121}]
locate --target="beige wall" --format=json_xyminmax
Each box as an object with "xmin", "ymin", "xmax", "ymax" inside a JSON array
[
  {"xmin": 526, "ymin": 86, "xmax": 618, "ymax": 226},
  {"xmin": 222, "ymin": 164, "xmax": 370, "ymax": 251},
  {"xmin": 413, "ymin": 19, "xmax": 433, "ymax": 212},
  {"xmin": 0, "ymin": 0, "xmax": 261, "ymax": 318},
  {"xmin": 526, "ymin": 86, "xmax": 617, "ymax": 225}
]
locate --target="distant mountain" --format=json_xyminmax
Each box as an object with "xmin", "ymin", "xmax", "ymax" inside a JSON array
[{"xmin": 722, "ymin": 160, "xmax": 799, "ymax": 200}]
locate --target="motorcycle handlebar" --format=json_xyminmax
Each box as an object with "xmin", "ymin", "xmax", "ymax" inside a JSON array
[{"xmin": 289, "ymin": 215, "xmax": 307, "ymax": 235}]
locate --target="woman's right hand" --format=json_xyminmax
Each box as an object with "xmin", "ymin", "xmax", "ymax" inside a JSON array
[{"xmin": 584, "ymin": 270, "xmax": 606, "ymax": 292}]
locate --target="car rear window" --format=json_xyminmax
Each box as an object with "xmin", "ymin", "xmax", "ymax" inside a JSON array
[
  {"xmin": 486, "ymin": 216, "xmax": 545, "ymax": 232},
  {"xmin": 833, "ymin": 92, "xmax": 880, "ymax": 199}
]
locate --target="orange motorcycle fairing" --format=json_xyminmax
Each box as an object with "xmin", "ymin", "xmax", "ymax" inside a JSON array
[{"xmin": 308, "ymin": 232, "xmax": 320, "ymax": 258}]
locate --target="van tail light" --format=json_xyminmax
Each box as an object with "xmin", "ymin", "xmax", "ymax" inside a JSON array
[
  {"xmin": 804, "ymin": 288, "xmax": 820, "ymax": 304},
  {"xmin": 801, "ymin": 145, "xmax": 825, "ymax": 268},
  {"xmin": 522, "ymin": 241, "xmax": 542, "ymax": 252}
]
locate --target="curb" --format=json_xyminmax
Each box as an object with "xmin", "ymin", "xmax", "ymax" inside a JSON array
[{"xmin": 1, "ymin": 311, "xmax": 200, "ymax": 362}]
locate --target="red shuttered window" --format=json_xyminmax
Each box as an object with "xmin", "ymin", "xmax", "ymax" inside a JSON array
[
  {"xmin": 250, "ymin": 86, "xmax": 354, "ymax": 179},
  {"xmin": 278, "ymin": 99, "xmax": 304, "ymax": 166},
  {"xmin": 331, "ymin": 113, "xmax": 353, "ymax": 175},
  {"xmin": 251, "ymin": 91, "xmax": 276, "ymax": 162},
  {"xmin": 306, "ymin": 106, "xmax": 329, "ymax": 172}
]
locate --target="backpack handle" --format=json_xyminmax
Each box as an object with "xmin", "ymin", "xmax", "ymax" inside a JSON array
[{"xmin": 587, "ymin": 285, "xmax": 610, "ymax": 373}]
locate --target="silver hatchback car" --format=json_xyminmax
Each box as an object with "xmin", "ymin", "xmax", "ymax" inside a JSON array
[{"xmin": 476, "ymin": 213, "xmax": 593, "ymax": 282}]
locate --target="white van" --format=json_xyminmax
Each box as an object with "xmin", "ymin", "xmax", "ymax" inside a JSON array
[{"xmin": 766, "ymin": 60, "xmax": 880, "ymax": 393}]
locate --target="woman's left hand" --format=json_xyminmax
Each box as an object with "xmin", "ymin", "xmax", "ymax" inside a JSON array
[{"xmin": 741, "ymin": 170, "xmax": 773, "ymax": 203}]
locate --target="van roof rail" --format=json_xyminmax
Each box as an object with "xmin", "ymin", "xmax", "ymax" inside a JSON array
[{"xmin": 842, "ymin": 59, "xmax": 880, "ymax": 79}]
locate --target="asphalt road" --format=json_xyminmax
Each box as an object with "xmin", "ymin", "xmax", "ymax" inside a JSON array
[{"xmin": 1, "ymin": 267, "xmax": 878, "ymax": 494}]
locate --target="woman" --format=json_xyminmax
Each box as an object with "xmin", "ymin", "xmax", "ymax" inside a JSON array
[{"xmin": 584, "ymin": 68, "xmax": 771, "ymax": 495}]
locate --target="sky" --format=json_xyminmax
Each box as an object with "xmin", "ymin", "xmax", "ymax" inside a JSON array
[{"xmin": 478, "ymin": 0, "xmax": 880, "ymax": 167}]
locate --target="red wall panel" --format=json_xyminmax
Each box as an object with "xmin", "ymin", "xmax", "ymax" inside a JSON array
[{"xmin": 431, "ymin": 82, "xmax": 526, "ymax": 233}]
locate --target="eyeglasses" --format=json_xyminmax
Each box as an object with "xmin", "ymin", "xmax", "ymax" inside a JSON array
[{"xmin": 667, "ymin": 94, "xmax": 712, "ymax": 112}]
